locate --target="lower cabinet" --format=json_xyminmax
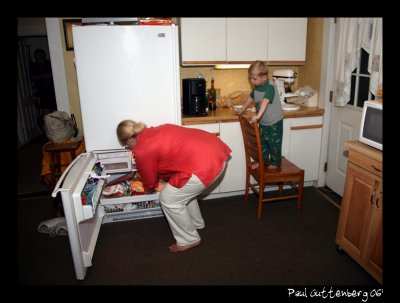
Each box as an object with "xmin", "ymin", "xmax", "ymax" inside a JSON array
[
  {"xmin": 335, "ymin": 141, "xmax": 383, "ymax": 284},
  {"xmin": 184, "ymin": 116, "xmax": 323, "ymax": 194},
  {"xmin": 184, "ymin": 122, "xmax": 246, "ymax": 195},
  {"xmin": 184, "ymin": 123, "xmax": 221, "ymax": 195},
  {"xmin": 219, "ymin": 122, "xmax": 246, "ymax": 192},
  {"xmin": 283, "ymin": 116, "xmax": 323, "ymax": 182}
]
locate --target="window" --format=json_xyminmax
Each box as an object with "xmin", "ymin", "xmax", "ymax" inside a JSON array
[
  {"xmin": 349, "ymin": 48, "xmax": 376, "ymax": 108},
  {"xmin": 334, "ymin": 18, "xmax": 382, "ymax": 108}
]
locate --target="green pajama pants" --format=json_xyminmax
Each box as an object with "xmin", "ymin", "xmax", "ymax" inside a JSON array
[{"xmin": 259, "ymin": 119, "xmax": 283, "ymax": 167}]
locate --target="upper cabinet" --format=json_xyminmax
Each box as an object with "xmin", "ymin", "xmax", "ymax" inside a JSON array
[
  {"xmin": 180, "ymin": 18, "xmax": 227, "ymax": 64},
  {"xmin": 226, "ymin": 18, "xmax": 268, "ymax": 62},
  {"xmin": 268, "ymin": 18, "xmax": 308, "ymax": 62},
  {"xmin": 180, "ymin": 18, "xmax": 307, "ymax": 66}
]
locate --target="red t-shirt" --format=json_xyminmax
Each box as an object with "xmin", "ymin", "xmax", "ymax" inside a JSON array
[{"xmin": 132, "ymin": 124, "xmax": 232, "ymax": 190}]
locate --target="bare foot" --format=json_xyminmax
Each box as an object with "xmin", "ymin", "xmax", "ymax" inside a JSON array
[
  {"xmin": 169, "ymin": 240, "xmax": 202, "ymax": 252},
  {"xmin": 251, "ymin": 162, "xmax": 259, "ymax": 169},
  {"xmin": 268, "ymin": 165, "xmax": 280, "ymax": 171}
]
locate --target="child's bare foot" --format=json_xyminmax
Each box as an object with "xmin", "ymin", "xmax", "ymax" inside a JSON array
[
  {"xmin": 251, "ymin": 162, "xmax": 259, "ymax": 169},
  {"xmin": 169, "ymin": 239, "xmax": 202, "ymax": 252},
  {"xmin": 268, "ymin": 165, "xmax": 280, "ymax": 170}
]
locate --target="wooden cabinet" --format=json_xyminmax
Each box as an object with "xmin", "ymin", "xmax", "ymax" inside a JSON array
[
  {"xmin": 283, "ymin": 116, "xmax": 323, "ymax": 182},
  {"xmin": 335, "ymin": 141, "xmax": 382, "ymax": 284},
  {"xmin": 180, "ymin": 18, "xmax": 307, "ymax": 65}
]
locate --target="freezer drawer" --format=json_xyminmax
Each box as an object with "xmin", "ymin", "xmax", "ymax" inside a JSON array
[{"xmin": 100, "ymin": 192, "xmax": 163, "ymax": 223}]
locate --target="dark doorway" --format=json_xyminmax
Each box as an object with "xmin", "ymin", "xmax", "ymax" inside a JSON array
[{"xmin": 17, "ymin": 35, "xmax": 58, "ymax": 148}]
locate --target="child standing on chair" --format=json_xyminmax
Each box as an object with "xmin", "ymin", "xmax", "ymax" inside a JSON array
[{"xmin": 236, "ymin": 60, "xmax": 283, "ymax": 169}]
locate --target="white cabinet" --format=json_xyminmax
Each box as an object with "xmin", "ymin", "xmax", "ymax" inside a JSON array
[
  {"xmin": 180, "ymin": 18, "xmax": 307, "ymax": 65},
  {"xmin": 284, "ymin": 116, "xmax": 323, "ymax": 182},
  {"xmin": 183, "ymin": 115, "xmax": 323, "ymax": 194},
  {"xmin": 226, "ymin": 18, "xmax": 268, "ymax": 62},
  {"xmin": 184, "ymin": 123, "xmax": 221, "ymax": 194},
  {"xmin": 184, "ymin": 122, "xmax": 246, "ymax": 194},
  {"xmin": 219, "ymin": 122, "xmax": 246, "ymax": 192},
  {"xmin": 180, "ymin": 18, "xmax": 226, "ymax": 63},
  {"xmin": 268, "ymin": 18, "xmax": 308, "ymax": 62}
]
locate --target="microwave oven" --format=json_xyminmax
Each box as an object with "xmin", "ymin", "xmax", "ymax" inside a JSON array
[{"xmin": 359, "ymin": 100, "xmax": 382, "ymax": 150}]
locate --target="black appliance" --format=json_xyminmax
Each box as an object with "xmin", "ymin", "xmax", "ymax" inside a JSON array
[{"xmin": 182, "ymin": 78, "xmax": 207, "ymax": 116}]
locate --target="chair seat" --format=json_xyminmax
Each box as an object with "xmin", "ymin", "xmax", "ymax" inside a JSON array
[
  {"xmin": 264, "ymin": 157, "xmax": 303, "ymax": 178},
  {"xmin": 43, "ymin": 141, "xmax": 81, "ymax": 153}
]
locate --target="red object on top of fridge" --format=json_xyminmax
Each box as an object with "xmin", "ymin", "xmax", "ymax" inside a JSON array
[{"xmin": 139, "ymin": 18, "xmax": 174, "ymax": 26}]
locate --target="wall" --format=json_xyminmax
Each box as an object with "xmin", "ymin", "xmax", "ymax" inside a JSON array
[
  {"xmin": 180, "ymin": 65, "xmax": 299, "ymax": 99},
  {"xmin": 298, "ymin": 18, "xmax": 324, "ymax": 103},
  {"xmin": 59, "ymin": 18, "xmax": 83, "ymax": 131},
  {"xmin": 18, "ymin": 18, "xmax": 47, "ymax": 36}
]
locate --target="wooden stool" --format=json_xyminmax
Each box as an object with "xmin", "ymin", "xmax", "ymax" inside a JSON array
[
  {"xmin": 43, "ymin": 141, "xmax": 81, "ymax": 188},
  {"xmin": 43, "ymin": 141, "xmax": 81, "ymax": 217}
]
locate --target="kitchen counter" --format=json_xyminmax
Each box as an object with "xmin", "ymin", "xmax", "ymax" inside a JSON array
[{"xmin": 182, "ymin": 105, "xmax": 325, "ymax": 125}]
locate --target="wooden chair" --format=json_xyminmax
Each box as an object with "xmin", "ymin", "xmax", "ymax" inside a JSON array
[{"xmin": 238, "ymin": 115, "xmax": 304, "ymax": 220}]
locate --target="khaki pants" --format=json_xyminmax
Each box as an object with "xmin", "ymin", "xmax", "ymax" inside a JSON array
[{"xmin": 160, "ymin": 162, "xmax": 227, "ymax": 246}]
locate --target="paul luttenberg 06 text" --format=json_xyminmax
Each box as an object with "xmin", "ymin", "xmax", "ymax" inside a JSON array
[{"xmin": 287, "ymin": 287, "xmax": 383, "ymax": 302}]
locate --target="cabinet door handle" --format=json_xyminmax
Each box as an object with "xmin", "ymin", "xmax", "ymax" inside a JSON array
[
  {"xmin": 370, "ymin": 188, "xmax": 376, "ymax": 207},
  {"xmin": 375, "ymin": 191, "xmax": 382, "ymax": 209},
  {"xmin": 371, "ymin": 164, "xmax": 382, "ymax": 172},
  {"xmin": 290, "ymin": 124, "xmax": 323, "ymax": 130}
]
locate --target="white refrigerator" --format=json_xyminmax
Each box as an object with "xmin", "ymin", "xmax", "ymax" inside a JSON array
[
  {"xmin": 51, "ymin": 24, "xmax": 181, "ymax": 280},
  {"xmin": 73, "ymin": 24, "xmax": 181, "ymax": 151}
]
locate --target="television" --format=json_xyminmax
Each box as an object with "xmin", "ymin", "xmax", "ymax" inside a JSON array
[{"xmin": 359, "ymin": 100, "xmax": 382, "ymax": 150}]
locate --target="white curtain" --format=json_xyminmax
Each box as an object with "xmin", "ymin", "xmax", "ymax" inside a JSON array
[
  {"xmin": 334, "ymin": 18, "xmax": 383, "ymax": 106},
  {"xmin": 367, "ymin": 18, "xmax": 382, "ymax": 97}
]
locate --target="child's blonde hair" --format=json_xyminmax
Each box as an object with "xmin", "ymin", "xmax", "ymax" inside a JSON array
[
  {"xmin": 116, "ymin": 119, "xmax": 147, "ymax": 146},
  {"xmin": 248, "ymin": 60, "xmax": 268, "ymax": 77}
]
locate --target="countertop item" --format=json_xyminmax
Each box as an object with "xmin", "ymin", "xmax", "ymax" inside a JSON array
[
  {"xmin": 282, "ymin": 103, "xmax": 300, "ymax": 111},
  {"xmin": 182, "ymin": 105, "xmax": 324, "ymax": 125}
]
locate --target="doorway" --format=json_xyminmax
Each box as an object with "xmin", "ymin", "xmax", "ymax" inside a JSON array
[{"xmin": 17, "ymin": 35, "xmax": 57, "ymax": 148}]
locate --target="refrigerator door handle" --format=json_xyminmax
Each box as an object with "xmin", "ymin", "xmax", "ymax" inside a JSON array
[{"xmin": 52, "ymin": 152, "xmax": 88, "ymax": 197}]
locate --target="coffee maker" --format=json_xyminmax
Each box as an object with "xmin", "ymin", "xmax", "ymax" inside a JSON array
[{"xmin": 182, "ymin": 78, "xmax": 207, "ymax": 116}]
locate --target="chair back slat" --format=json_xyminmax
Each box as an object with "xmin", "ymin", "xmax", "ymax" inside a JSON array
[{"xmin": 238, "ymin": 115, "xmax": 264, "ymax": 171}]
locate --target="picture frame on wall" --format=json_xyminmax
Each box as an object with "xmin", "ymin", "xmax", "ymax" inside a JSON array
[{"xmin": 63, "ymin": 19, "xmax": 82, "ymax": 51}]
